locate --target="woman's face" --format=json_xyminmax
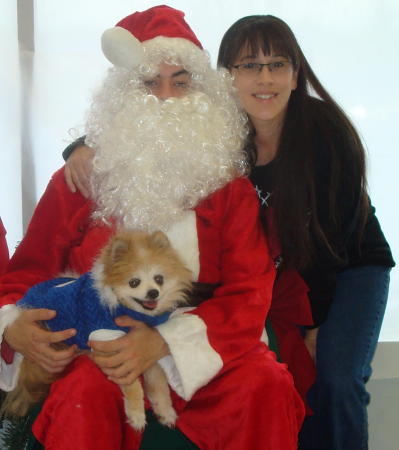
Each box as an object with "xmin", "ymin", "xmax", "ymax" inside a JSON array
[{"xmin": 231, "ymin": 47, "xmax": 297, "ymax": 130}]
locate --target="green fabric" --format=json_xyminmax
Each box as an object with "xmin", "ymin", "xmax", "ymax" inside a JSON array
[
  {"xmin": 140, "ymin": 410, "xmax": 199, "ymax": 450},
  {"xmin": 1, "ymin": 406, "xmax": 198, "ymax": 450},
  {"xmin": 0, "ymin": 403, "xmax": 43, "ymax": 450},
  {"xmin": 25, "ymin": 403, "xmax": 44, "ymax": 450},
  {"xmin": 266, "ymin": 319, "xmax": 282, "ymax": 361},
  {"xmin": 25, "ymin": 435, "xmax": 44, "ymax": 450}
]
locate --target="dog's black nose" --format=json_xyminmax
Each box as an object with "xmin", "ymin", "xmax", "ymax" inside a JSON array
[{"xmin": 147, "ymin": 289, "xmax": 159, "ymax": 300}]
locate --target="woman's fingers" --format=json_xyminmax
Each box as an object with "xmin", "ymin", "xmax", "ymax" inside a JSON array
[
  {"xmin": 64, "ymin": 165, "xmax": 77, "ymax": 193},
  {"xmin": 64, "ymin": 145, "xmax": 94, "ymax": 197}
]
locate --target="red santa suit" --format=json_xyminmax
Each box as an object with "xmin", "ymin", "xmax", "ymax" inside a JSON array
[
  {"xmin": 0, "ymin": 168, "xmax": 305, "ymax": 449},
  {"xmin": 262, "ymin": 208, "xmax": 316, "ymax": 409}
]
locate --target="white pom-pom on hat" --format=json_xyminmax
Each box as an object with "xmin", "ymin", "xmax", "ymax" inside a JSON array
[
  {"xmin": 100, "ymin": 5, "xmax": 203, "ymax": 70},
  {"xmin": 101, "ymin": 27, "xmax": 144, "ymax": 70}
]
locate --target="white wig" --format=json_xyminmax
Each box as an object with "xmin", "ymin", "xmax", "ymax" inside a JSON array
[{"xmin": 85, "ymin": 45, "xmax": 249, "ymax": 232}]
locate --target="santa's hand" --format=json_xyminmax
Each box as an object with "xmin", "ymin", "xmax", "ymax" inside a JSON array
[
  {"xmin": 4, "ymin": 308, "xmax": 77, "ymax": 373},
  {"xmin": 64, "ymin": 145, "xmax": 94, "ymax": 198},
  {"xmin": 89, "ymin": 317, "xmax": 169, "ymax": 386}
]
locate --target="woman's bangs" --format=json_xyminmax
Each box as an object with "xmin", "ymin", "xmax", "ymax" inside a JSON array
[{"xmin": 243, "ymin": 25, "xmax": 297, "ymax": 65}]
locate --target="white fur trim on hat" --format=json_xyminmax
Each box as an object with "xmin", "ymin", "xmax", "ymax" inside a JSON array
[
  {"xmin": 141, "ymin": 36, "xmax": 208, "ymax": 71},
  {"xmin": 101, "ymin": 26, "xmax": 144, "ymax": 69}
]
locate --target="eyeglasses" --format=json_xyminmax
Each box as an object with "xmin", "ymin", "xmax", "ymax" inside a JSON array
[{"xmin": 231, "ymin": 60, "xmax": 291, "ymax": 76}]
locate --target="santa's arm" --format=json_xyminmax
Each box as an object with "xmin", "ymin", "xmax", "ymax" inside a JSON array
[
  {"xmin": 0, "ymin": 168, "xmax": 88, "ymax": 389},
  {"xmin": 157, "ymin": 178, "xmax": 275, "ymax": 400},
  {"xmin": 0, "ymin": 168, "xmax": 89, "ymax": 307}
]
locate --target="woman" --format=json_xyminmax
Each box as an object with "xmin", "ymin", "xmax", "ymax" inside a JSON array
[
  {"xmin": 63, "ymin": 14, "xmax": 394, "ymax": 450},
  {"xmin": 217, "ymin": 15, "xmax": 394, "ymax": 450}
]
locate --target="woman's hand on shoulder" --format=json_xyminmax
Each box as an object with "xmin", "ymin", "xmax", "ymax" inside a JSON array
[
  {"xmin": 64, "ymin": 145, "xmax": 94, "ymax": 198},
  {"xmin": 4, "ymin": 308, "xmax": 77, "ymax": 372}
]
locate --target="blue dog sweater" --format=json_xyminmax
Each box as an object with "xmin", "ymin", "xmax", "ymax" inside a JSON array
[{"xmin": 17, "ymin": 273, "xmax": 171, "ymax": 349}]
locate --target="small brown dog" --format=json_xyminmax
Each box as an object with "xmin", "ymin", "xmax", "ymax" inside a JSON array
[{"xmin": 2, "ymin": 230, "xmax": 192, "ymax": 430}]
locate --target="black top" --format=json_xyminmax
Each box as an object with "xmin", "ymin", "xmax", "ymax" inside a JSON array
[{"xmin": 250, "ymin": 125, "xmax": 395, "ymax": 326}]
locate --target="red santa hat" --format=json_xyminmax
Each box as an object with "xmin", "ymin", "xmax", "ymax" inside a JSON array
[{"xmin": 101, "ymin": 5, "xmax": 203, "ymax": 70}]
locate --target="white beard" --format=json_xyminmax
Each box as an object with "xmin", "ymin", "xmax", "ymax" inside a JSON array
[{"xmin": 85, "ymin": 68, "xmax": 248, "ymax": 232}]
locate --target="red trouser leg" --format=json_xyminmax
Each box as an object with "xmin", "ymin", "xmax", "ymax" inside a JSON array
[
  {"xmin": 175, "ymin": 345, "xmax": 305, "ymax": 450},
  {"xmin": 33, "ymin": 348, "xmax": 304, "ymax": 450},
  {"xmin": 32, "ymin": 355, "xmax": 142, "ymax": 450}
]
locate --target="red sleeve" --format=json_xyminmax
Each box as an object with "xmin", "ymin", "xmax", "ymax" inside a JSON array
[
  {"xmin": 194, "ymin": 177, "xmax": 275, "ymax": 364},
  {"xmin": 0, "ymin": 168, "xmax": 90, "ymax": 307},
  {"xmin": 0, "ymin": 219, "xmax": 9, "ymax": 276}
]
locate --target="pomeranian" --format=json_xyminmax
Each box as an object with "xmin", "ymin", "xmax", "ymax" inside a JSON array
[{"xmin": 2, "ymin": 230, "xmax": 192, "ymax": 430}]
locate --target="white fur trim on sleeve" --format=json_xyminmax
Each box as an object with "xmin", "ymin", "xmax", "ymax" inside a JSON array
[
  {"xmin": 0, "ymin": 304, "xmax": 24, "ymax": 391},
  {"xmin": 156, "ymin": 310, "xmax": 223, "ymax": 401}
]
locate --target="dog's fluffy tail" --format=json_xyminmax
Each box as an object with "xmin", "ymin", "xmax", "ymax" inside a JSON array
[{"xmin": 1, "ymin": 358, "xmax": 57, "ymax": 418}]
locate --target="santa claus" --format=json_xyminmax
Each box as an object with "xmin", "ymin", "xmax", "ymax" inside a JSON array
[{"xmin": 0, "ymin": 5, "xmax": 304, "ymax": 449}]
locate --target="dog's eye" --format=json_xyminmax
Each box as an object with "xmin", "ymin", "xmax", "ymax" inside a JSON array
[
  {"xmin": 129, "ymin": 278, "xmax": 141, "ymax": 288},
  {"xmin": 154, "ymin": 275, "xmax": 164, "ymax": 286}
]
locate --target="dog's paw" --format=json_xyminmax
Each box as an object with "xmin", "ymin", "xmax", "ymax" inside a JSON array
[
  {"xmin": 157, "ymin": 406, "xmax": 177, "ymax": 428},
  {"xmin": 126, "ymin": 409, "xmax": 147, "ymax": 431},
  {"xmin": 124, "ymin": 399, "xmax": 146, "ymax": 431}
]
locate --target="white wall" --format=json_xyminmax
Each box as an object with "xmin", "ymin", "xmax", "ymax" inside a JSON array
[
  {"xmin": 2, "ymin": 0, "xmax": 398, "ymax": 340},
  {"xmin": 0, "ymin": 2, "xmax": 22, "ymax": 254}
]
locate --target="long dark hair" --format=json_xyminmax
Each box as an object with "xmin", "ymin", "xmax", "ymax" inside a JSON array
[{"xmin": 218, "ymin": 15, "xmax": 368, "ymax": 269}]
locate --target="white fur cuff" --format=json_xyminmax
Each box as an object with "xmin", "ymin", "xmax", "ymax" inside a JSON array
[
  {"xmin": 157, "ymin": 311, "xmax": 223, "ymax": 401},
  {"xmin": 0, "ymin": 304, "xmax": 22, "ymax": 329},
  {"xmin": 0, "ymin": 304, "xmax": 24, "ymax": 391}
]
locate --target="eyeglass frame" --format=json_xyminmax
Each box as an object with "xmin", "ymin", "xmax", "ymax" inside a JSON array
[{"xmin": 230, "ymin": 60, "xmax": 292, "ymax": 75}]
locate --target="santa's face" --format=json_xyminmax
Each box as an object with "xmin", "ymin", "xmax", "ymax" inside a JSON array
[
  {"xmin": 142, "ymin": 63, "xmax": 192, "ymax": 99},
  {"xmin": 86, "ymin": 58, "xmax": 248, "ymax": 231}
]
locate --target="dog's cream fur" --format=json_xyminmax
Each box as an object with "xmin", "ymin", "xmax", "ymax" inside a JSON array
[{"xmin": 2, "ymin": 230, "xmax": 192, "ymax": 430}]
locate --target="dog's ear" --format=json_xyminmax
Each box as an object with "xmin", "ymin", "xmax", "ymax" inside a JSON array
[
  {"xmin": 109, "ymin": 236, "xmax": 130, "ymax": 262},
  {"xmin": 150, "ymin": 231, "xmax": 170, "ymax": 249}
]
